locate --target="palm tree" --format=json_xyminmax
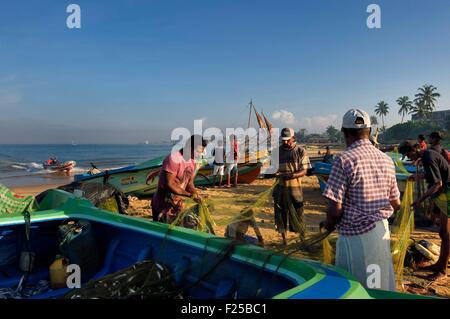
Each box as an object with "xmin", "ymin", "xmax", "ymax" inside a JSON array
[
  {"xmin": 396, "ymin": 96, "xmax": 412, "ymax": 123},
  {"xmin": 370, "ymin": 115, "xmax": 378, "ymax": 128},
  {"xmin": 374, "ymin": 101, "xmax": 389, "ymax": 130},
  {"xmin": 409, "ymin": 99, "xmax": 431, "ymax": 119},
  {"xmin": 413, "ymin": 84, "xmax": 440, "ymax": 118}
]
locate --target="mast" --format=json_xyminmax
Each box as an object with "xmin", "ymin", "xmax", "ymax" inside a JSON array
[{"xmin": 247, "ymin": 99, "xmax": 254, "ymax": 129}]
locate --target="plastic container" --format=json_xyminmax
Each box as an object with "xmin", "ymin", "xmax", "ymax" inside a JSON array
[{"xmin": 49, "ymin": 256, "xmax": 68, "ymax": 289}]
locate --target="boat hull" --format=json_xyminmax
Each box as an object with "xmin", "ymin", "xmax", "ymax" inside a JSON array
[
  {"xmin": 313, "ymin": 162, "xmax": 410, "ymax": 194},
  {"xmin": 43, "ymin": 161, "xmax": 76, "ymax": 172},
  {"xmin": 0, "ymin": 189, "xmax": 430, "ymax": 299},
  {"xmin": 75, "ymin": 159, "xmax": 263, "ymax": 198}
]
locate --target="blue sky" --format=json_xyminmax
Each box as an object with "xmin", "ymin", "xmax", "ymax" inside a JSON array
[{"xmin": 0, "ymin": 0, "xmax": 449, "ymax": 143}]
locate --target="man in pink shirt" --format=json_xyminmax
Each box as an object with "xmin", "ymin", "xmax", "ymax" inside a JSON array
[{"xmin": 152, "ymin": 135, "xmax": 208, "ymax": 223}]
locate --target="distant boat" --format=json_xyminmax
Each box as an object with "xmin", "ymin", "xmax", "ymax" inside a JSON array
[
  {"xmin": 145, "ymin": 140, "xmax": 149, "ymax": 145},
  {"xmin": 71, "ymin": 141, "xmax": 77, "ymax": 146}
]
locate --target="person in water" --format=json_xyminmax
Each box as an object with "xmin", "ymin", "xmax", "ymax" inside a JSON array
[
  {"xmin": 151, "ymin": 135, "xmax": 208, "ymax": 223},
  {"xmin": 322, "ymin": 108, "xmax": 401, "ymax": 291},
  {"xmin": 400, "ymin": 138, "xmax": 450, "ymax": 282}
]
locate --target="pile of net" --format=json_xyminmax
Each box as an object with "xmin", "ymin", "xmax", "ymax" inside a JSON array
[
  {"xmin": 62, "ymin": 260, "xmax": 184, "ymax": 299},
  {"xmin": 0, "ymin": 184, "xmax": 37, "ymax": 215},
  {"xmin": 58, "ymin": 182, "xmax": 129, "ymax": 214}
]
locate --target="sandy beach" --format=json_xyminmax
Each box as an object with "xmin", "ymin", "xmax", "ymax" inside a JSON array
[{"xmin": 10, "ymin": 175, "xmax": 449, "ymax": 298}]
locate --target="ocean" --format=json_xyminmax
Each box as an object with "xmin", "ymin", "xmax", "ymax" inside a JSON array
[{"xmin": 0, "ymin": 144, "xmax": 173, "ymax": 188}]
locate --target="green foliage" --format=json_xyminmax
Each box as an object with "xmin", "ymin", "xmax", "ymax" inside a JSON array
[
  {"xmin": 325, "ymin": 125, "xmax": 344, "ymax": 143},
  {"xmin": 396, "ymin": 96, "xmax": 412, "ymax": 123},
  {"xmin": 382, "ymin": 120, "xmax": 442, "ymax": 142},
  {"xmin": 375, "ymin": 101, "xmax": 389, "ymax": 129}
]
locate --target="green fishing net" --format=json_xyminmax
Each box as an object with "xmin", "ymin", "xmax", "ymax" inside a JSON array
[
  {"xmin": 391, "ymin": 180, "xmax": 415, "ymax": 285},
  {"xmin": 0, "ymin": 184, "xmax": 37, "ymax": 215}
]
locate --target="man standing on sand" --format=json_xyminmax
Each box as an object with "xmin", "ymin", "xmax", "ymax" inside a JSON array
[
  {"xmin": 399, "ymin": 135, "xmax": 449, "ymax": 282},
  {"xmin": 273, "ymin": 128, "xmax": 312, "ymax": 245},
  {"xmin": 151, "ymin": 135, "xmax": 208, "ymax": 223},
  {"xmin": 225, "ymin": 134, "xmax": 239, "ymax": 188},
  {"xmin": 322, "ymin": 109, "xmax": 401, "ymax": 291},
  {"xmin": 212, "ymin": 139, "xmax": 225, "ymax": 187}
]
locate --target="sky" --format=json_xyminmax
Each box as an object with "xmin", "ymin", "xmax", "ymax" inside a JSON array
[{"xmin": 0, "ymin": 0, "xmax": 449, "ymax": 144}]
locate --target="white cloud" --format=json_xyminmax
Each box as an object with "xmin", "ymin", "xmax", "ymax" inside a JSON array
[
  {"xmin": 271, "ymin": 109, "xmax": 338, "ymax": 133},
  {"xmin": 271, "ymin": 110, "xmax": 296, "ymax": 125}
]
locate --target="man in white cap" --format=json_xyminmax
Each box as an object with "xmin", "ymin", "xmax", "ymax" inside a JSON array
[
  {"xmin": 322, "ymin": 109, "xmax": 401, "ymax": 291},
  {"xmin": 273, "ymin": 127, "xmax": 312, "ymax": 245}
]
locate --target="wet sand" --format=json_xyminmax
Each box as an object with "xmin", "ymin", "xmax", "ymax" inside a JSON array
[{"xmin": 10, "ymin": 176, "xmax": 449, "ymax": 298}]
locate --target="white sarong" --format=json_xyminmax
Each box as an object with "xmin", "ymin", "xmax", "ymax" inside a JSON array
[{"xmin": 335, "ymin": 219, "xmax": 396, "ymax": 292}]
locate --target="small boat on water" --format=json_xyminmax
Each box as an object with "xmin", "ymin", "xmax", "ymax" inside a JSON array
[
  {"xmin": 43, "ymin": 160, "xmax": 76, "ymax": 173},
  {"xmin": 0, "ymin": 189, "xmax": 429, "ymax": 299}
]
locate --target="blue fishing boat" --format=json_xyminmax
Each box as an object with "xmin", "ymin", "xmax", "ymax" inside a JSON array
[
  {"xmin": 0, "ymin": 189, "xmax": 428, "ymax": 299},
  {"xmin": 313, "ymin": 162, "xmax": 411, "ymax": 193}
]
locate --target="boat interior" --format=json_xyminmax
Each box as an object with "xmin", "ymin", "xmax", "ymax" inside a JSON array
[{"xmin": 0, "ymin": 218, "xmax": 298, "ymax": 299}]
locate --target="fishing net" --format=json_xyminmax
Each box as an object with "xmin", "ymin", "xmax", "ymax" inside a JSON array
[
  {"xmin": 391, "ymin": 180, "xmax": 415, "ymax": 285},
  {"xmin": 170, "ymin": 180, "xmax": 309, "ymax": 246},
  {"xmin": 58, "ymin": 182, "xmax": 129, "ymax": 214},
  {"xmin": 62, "ymin": 260, "xmax": 184, "ymax": 299},
  {"xmin": 0, "ymin": 184, "xmax": 37, "ymax": 215},
  {"xmin": 322, "ymin": 234, "xmax": 334, "ymax": 264},
  {"xmin": 433, "ymin": 188, "xmax": 449, "ymax": 217}
]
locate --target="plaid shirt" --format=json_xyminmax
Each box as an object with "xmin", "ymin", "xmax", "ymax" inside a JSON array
[{"xmin": 322, "ymin": 139, "xmax": 400, "ymax": 236}]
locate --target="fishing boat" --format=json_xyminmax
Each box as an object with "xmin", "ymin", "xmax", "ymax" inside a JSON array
[
  {"xmin": 312, "ymin": 162, "xmax": 410, "ymax": 194},
  {"xmin": 0, "ymin": 189, "xmax": 428, "ymax": 299},
  {"xmin": 43, "ymin": 160, "xmax": 76, "ymax": 173},
  {"xmin": 74, "ymin": 156, "xmax": 265, "ymax": 199}
]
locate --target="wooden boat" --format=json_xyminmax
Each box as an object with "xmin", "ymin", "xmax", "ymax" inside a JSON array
[
  {"xmin": 313, "ymin": 162, "xmax": 410, "ymax": 194},
  {"xmin": 0, "ymin": 189, "xmax": 430, "ymax": 299},
  {"xmin": 74, "ymin": 156, "xmax": 265, "ymax": 199}
]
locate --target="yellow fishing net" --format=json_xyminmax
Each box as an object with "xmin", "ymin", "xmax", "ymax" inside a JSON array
[
  {"xmin": 391, "ymin": 180, "xmax": 415, "ymax": 284},
  {"xmin": 433, "ymin": 188, "xmax": 449, "ymax": 217}
]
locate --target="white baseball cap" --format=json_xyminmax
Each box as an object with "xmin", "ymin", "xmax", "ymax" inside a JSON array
[
  {"xmin": 342, "ymin": 108, "xmax": 371, "ymax": 129},
  {"xmin": 281, "ymin": 128, "xmax": 295, "ymax": 140}
]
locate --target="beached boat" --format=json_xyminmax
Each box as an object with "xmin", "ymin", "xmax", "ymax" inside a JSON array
[
  {"xmin": 74, "ymin": 157, "xmax": 264, "ymax": 199},
  {"xmin": 0, "ymin": 189, "xmax": 428, "ymax": 299},
  {"xmin": 312, "ymin": 162, "xmax": 410, "ymax": 193},
  {"xmin": 43, "ymin": 160, "xmax": 76, "ymax": 173}
]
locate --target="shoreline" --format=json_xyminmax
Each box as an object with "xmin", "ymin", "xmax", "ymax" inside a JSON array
[{"xmin": 10, "ymin": 183, "xmax": 65, "ymax": 197}]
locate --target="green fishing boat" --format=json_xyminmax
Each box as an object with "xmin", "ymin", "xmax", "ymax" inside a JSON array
[{"xmin": 0, "ymin": 189, "xmax": 432, "ymax": 299}]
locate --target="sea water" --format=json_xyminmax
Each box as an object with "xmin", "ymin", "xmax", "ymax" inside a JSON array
[{"xmin": 0, "ymin": 144, "xmax": 172, "ymax": 187}]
